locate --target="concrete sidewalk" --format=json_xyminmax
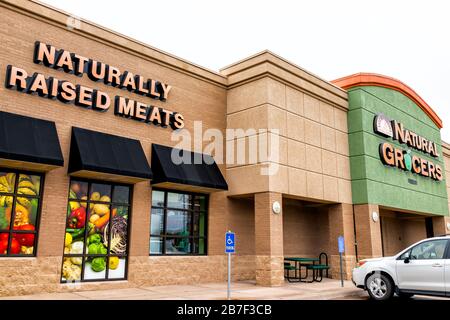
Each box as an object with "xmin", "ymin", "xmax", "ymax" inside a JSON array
[{"xmin": 0, "ymin": 279, "xmax": 367, "ymax": 300}]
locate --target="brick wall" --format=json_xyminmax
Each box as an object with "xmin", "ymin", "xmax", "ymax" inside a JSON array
[
  {"xmin": 0, "ymin": 2, "xmax": 233, "ymax": 296},
  {"xmin": 283, "ymin": 201, "xmax": 330, "ymax": 256},
  {"xmin": 380, "ymin": 211, "xmax": 427, "ymax": 256}
]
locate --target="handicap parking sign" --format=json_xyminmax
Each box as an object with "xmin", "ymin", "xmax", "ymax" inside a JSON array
[
  {"xmin": 225, "ymin": 231, "xmax": 235, "ymax": 253},
  {"xmin": 338, "ymin": 235, "xmax": 345, "ymax": 253}
]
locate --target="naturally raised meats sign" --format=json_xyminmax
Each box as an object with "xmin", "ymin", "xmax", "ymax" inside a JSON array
[{"xmin": 4, "ymin": 41, "xmax": 184, "ymax": 130}]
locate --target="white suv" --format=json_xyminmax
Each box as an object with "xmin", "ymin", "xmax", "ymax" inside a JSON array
[{"xmin": 352, "ymin": 236, "xmax": 450, "ymax": 300}]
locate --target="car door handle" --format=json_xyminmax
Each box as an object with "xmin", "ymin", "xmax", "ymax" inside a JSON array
[{"xmin": 432, "ymin": 263, "xmax": 443, "ymax": 267}]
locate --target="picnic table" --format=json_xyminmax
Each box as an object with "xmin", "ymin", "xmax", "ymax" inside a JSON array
[
  {"xmin": 284, "ymin": 257, "xmax": 319, "ymax": 282},
  {"xmin": 284, "ymin": 254, "xmax": 329, "ymax": 282}
]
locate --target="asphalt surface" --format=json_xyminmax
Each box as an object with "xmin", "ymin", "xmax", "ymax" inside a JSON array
[{"xmin": 338, "ymin": 292, "xmax": 448, "ymax": 300}]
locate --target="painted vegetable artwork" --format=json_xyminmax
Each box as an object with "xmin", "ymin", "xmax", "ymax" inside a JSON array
[
  {"xmin": 0, "ymin": 172, "xmax": 40, "ymax": 255},
  {"xmin": 61, "ymin": 181, "xmax": 129, "ymax": 281}
]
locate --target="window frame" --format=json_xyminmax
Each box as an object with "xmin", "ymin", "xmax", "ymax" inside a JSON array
[
  {"xmin": 397, "ymin": 239, "xmax": 450, "ymax": 261},
  {"xmin": 0, "ymin": 168, "xmax": 45, "ymax": 258},
  {"xmin": 150, "ymin": 188, "xmax": 208, "ymax": 256},
  {"xmin": 60, "ymin": 177, "xmax": 133, "ymax": 283}
]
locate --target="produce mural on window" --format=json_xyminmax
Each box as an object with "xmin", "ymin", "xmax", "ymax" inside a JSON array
[
  {"xmin": 0, "ymin": 171, "xmax": 41, "ymax": 256},
  {"xmin": 150, "ymin": 190, "xmax": 207, "ymax": 255},
  {"xmin": 61, "ymin": 180, "xmax": 130, "ymax": 282}
]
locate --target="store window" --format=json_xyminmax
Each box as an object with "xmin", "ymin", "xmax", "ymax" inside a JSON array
[
  {"xmin": 150, "ymin": 190, "xmax": 207, "ymax": 255},
  {"xmin": 0, "ymin": 170, "xmax": 43, "ymax": 256},
  {"xmin": 61, "ymin": 180, "xmax": 131, "ymax": 282}
]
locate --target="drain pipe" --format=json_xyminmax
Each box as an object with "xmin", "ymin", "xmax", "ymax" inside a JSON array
[{"xmin": 352, "ymin": 204, "xmax": 359, "ymax": 262}]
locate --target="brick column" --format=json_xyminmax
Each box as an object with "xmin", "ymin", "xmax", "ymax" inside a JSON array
[
  {"xmin": 328, "ymin": 203, "xmax": 356, "ymax": 280},
  {"xmin": 254, "ymin": 192, "xmax": 284, "ymax": 286},
  {"xmin": 354, "ymin": 204, "xmax": 382, "ymax": 260},
  {"xmin": 432, "ymin": 216, "xmax": 450, "ymax": 236}
]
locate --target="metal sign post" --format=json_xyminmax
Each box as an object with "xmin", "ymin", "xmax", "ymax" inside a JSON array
[
  {"xmin": 338, "ymin": 235, "xmax": 345, "ymax": 287},
  {"xmin": 225, "ymin": 231, "xmax": 235, "ymax": 300}
]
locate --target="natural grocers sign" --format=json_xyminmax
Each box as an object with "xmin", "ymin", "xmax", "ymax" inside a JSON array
[{"xmin": 374, "ymin": 114, "xmax": 443, "ymax": 181}]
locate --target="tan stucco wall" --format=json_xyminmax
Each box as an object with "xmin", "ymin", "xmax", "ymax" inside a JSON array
[{"xmin": 224, "ymin": 59, "xmax": 352, "ymax": 203}]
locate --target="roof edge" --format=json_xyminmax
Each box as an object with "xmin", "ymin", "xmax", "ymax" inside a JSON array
[
  {"xmin": 220, "ymin": 50, "xmax": 348, "ymax": 110},
  {"xmin": 221, "ymin": 50, "xmax": 347, "ymax": 93},
  {"xmin": 441, "ymin": 141, "xmax": 450, "ymax": 156},
  {"xmin": 331, "ymin": 72, "xmax": 443, "ymax": 128}
]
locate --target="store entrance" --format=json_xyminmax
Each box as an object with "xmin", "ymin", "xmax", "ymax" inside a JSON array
[{"xmin": 379, "ymin": 208, "xmax": 431, "ymax": 257}]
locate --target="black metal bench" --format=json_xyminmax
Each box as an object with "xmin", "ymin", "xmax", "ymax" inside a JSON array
[
  {"xmin": 306, "ymin": 252, "xmax": 329, "ymax": 282},
  {"xmin": 306, "ymin": 264, "xmax": 330, "ymax": 282}
]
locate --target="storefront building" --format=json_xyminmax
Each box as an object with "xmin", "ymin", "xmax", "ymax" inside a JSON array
[
  {"xmin": 0, "ymin": 0, "xmax": 449, "ymax": 296},
  {"xmin": 332, "ymin": 74, "xmax": 450, "ymax": 262}
]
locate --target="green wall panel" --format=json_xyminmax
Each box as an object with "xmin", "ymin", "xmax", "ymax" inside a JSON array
[
  {"xmin": 349, "ymin": 155, "xmax": 366, "ymax": 180},
  {"xmin": 355, "ymin": 93, "xmax": 441, "ymax": 141},
  {"xmin": 351, "ymin": 180, "xmax": 369, "ymax": 203},
  {"xmin": 347, "ymin": 86, "xmax": 448, "ymax": 215},
  {"xmin": 347, "ymin": 109, "xmax": 364, "ymax": 133},
  {"xmin": 348, "ymin": 131, "xmax": 366, "ymax": 156},
  {"xmin": 363, "ymin": 86, "xmax": 437, "ymax": 128},
  {"xmin": 363, "ymin": 157, "xmax": 447, "ymax": 198},
  {"xmin": 365, "ymin": 180, "xmax": 448, "ymax": 216}
]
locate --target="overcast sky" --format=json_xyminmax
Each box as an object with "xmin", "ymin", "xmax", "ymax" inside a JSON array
[{"xmin": 41, "ymin": 0, "xmax": 450, "ymax": 141}]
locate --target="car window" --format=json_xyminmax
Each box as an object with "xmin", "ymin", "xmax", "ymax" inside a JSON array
[
  {"xmin": 399, "ymin": 250, "xmax": 410, "ymax": 260},
  {"xmin": 410, "ymin": 240, "xmax": 448, "ymax": 260}
]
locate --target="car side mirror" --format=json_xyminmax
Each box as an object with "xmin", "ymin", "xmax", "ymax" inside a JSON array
[{"xmin": 404, "ymin": 257, "xmax": 410, "ymax": 264}]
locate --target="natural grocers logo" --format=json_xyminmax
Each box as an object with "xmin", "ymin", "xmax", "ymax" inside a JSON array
[
  {"xmin": 373, "ymin": 114, "xmax": 443, "ymax": 181},
  {"xmin": 378, "ymin": 142, "xmax": 443, "ymax": 181},
  {"xmin": 374, "ymin": 114, "xmax": 393, "ymax": 138},
  {"xmin": 404, "ymin": 150, "xmax": 412, "ymax": 171},
  {"xmin": 373, "ymin": 113, "xmax": 439, "ymax": 158}
]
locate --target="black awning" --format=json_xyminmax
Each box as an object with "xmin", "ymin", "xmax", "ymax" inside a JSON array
[
  {"xmin": 0, "ymin": 111, "xmax": 64, "ymax": 170},
  {"xmin": 151, "ymin": 144, "xmax": 228, "ymax": 192},
  {"xmin": 68, "ymin": 127, "xmax": 152, "ymax": 183}
]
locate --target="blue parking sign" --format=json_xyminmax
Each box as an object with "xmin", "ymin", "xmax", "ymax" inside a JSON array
[
  {"xmin": 338, "ymin": 235, "xmax": 345, "ymax": 253},
  {"xmin": 225, "ymin": 232, "xmax": 235, "ymax": 253}
]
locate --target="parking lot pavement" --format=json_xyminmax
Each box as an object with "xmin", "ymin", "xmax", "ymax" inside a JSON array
[{"xmin": 335, "ymin": 294, "xmax": 448, "ymax": 300}]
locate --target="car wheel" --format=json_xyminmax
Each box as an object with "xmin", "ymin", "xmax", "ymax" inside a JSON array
[
  {"xmin": 366, "ymin": 273, "xmax": 394, "ymax": 301},
  {"xmin": 397, "ymin": 292, "xmax": 414, "ymax": 299}
]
